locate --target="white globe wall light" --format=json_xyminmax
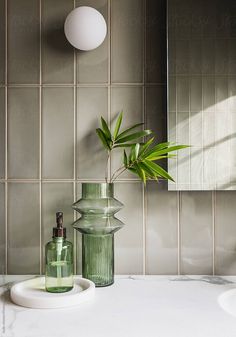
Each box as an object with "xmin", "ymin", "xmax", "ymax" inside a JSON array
[{"xmin": 64, "ymin": 6, "xmax": 107, "ymax": 51}]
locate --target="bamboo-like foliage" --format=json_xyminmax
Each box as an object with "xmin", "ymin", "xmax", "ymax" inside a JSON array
[{"xmin": 96, "ymin": 112, "xmax": 189, "ymax": 184}]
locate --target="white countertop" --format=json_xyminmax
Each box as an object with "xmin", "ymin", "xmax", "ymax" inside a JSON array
[{"xmin": 1, "ymin": 275, "xmax": 236, "ymax": 337}]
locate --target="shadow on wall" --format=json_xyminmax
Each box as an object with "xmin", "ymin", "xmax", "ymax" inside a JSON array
[{"xmin": 42, "ymin": 22, "xmax": 72, "ymax": 55}]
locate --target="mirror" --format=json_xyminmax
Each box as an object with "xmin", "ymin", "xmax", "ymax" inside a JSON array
[{"xmin": 167, "ymin": 0, "xmax": 236, "ymax": 190}]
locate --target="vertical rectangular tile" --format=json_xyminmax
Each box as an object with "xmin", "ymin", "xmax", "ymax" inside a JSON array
[
  {"xmin": 42, "ymin": 0, "xmax": 74, "ymax": 84},
  {"xmin": 42, "ymin": 183, "xmax": 74, "ymax": 272},
  {"xmin": 177, "ymin": 77, "xmax": 189, "ymax": 111},
  {"xmin": 215, "ymin": 192, "xmax": 236, "ymax": 274},
  {"xmin": 0, "ymin": 0, "xmax": 5, "ymax": 84},
  {"xmin": 8, "ymin": 183, "xmax": 40, "ymax": 274},
  {"xmin": 168, "ymin": 40, "xmax": 176, "ymax": 75},
  {"xmin": 202, "ymin": 39, "xmax": 215, "ymax": 74},
  {"xmin": 42, "ymin": 87, "xmax": 74, "ymax": 179},
  {"xmin": 190, "ymin": 147, "xmax": 203, "ymax": 190},
  {"xmin": 215, "ymin": 77, "xmax": 230, "ymax": 187},
  {"xmin": 177, "ymin": 112, "xmax": 190, "ymax": 188},
  {"xmin": 77, "ymin": 87, "xmax": 108, "ymax": 179},
  {"xmin": 229, "ymin": 78, "xmax": 236, "ymax": 113},
  {"xmin": 146, "ymin": 183, "xmax": 178, "ymax": 274},
  {"xmin": 146, "ymin": 85, "xmax": 167, "ymax": 174},
  {"xmin": 180, "ymin": 192, "xmax": 213, "ymax": 274},
  {"xmin": 215, "ymin": 112, "xmax": 231, "ymax": 188},
  {"xmin": 203, "ymin": 112, "xmax": 215, "ymax": 148},
  {"xmin": 146, "ymin": 0, "xmax": 166, "ymax": 83},
  {"xmin": 76, "ymin": 0, "xmax": 108, "ymax": 83},
  {"xmin": 176, "ymin": 39, "xmax": 189, "ymax": 74},
  {"xmin": 215, "ymin": 39, "xmax": 228, "ymax": 75},
  {"xmin": 114, "ymin": 182, "xmax": 143, "ymax": 274},
  {"xmin": 229, "ymin": 42, "xmax": 236, "ymax": 74},
  {"xmin": 190, "ymin": 99, "xmax": 203, "ymax": 188},
  {"xmin": 190, "ymin": 0, "xmax": 203, "ymax": 38},
  {"xmin": 146, "ymin": 86, "xmax": 166, "ymax": 143},
  {"xmin": 189, "ymin": 39, "xmax": 202, "ymax": 75},
  {"xmin": 111, "ymin": 0, "xmax": 143, "ymax": 83},
  {"xmin": 215, "ymin": 77, "xmax": 228, "ymax": 112},
  {"xmin": 8, "ymin": 0, "xmax": 39, "ymax": 84},
  {"xmin": 190, "ymin": 77, "xmax": 202, "ymax": 112},
  {"xmin": 8, "ymin": 88, "xmax": 39, "ymax": 179},
  {"xmin": 168, "ymin": 76, "xmax": 176, "ymax": 112},
  {"xmin": 0, "ymin": 184, "xmax": 5, "ymax": 273},
  {"xmin": 111, "ymin": 87, "xmax": 143, "ymax": 179},
  {"xmin": 168, "ymin": 78, "xmax": 177, "ymax": 188},
  {"xmin": 202, "ymin": 1, "xmax": 216, "ymax": 38},
  {"xmin": 203, "ymin": 77, "xmax": 215, "ymax": 112},
  {"xmin": 203, "ymin": 147, "xmax": 216, "ymax": 189},
  {"xmin": 190, "ymin": 112, "xmax": 202, "ymax": 148},
  {"xmin": 0, "ymin": 88, "xmax": 5, "ymax": 179}
]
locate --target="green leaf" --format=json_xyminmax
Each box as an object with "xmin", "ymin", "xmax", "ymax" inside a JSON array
[
  {"xmin": 128, "ymin": 167, "xmax": 139, "ymax": 177},
  {"xmin": 101, "ymin": 117, "xmax": 112, "ymax": 140},
  {"xmin": 130, "ymin": 144, "xmax": 136, "ymax": 162},
  {"xmin": 139, "ymin": 162, "xmax": 157, "ymax": 178},
  {"xmin": 116, "ymin": 130, "xmax": 152, "ymax": 144},
  {"xmin": 134, "ymin": 143, "xmax": 140, "ymax": 160},
  {"xmin": 145, "ymin": 154, "xmax": 176, "ymax": 161},
  {"xmin": 145, "ymin": 144, "xmax": 189, "ymax": 158},
  {"xmin": 143, "ymin": 142, "xmax": 171, "ymax": 158},
  {"xmin": 113, "ymin": 143, "xmax": 139, "ymax": 148},
  {"xmin": 144, "ymin": 160, "xmax": 175, "ymax": 182},
  {"xmin": 123, "ymin": 150, "xmax": 128, "ymax": 167},
  {"xmin": 139, "ymin": 137, "xmax": 155, "ymax": 157},
  {"xmin": 116, "ymin": 123, "xmax": 144, "ymax": 140},
  {"xmin": 113, "ymin": 111, "xmax": 123, "ymax": 140},
  {"xmin": 96, "ymin": 128, "xmax": 111, "ymax": 150},
  {"xmin": 133, "ymin": 163, "xmax": 146, "ymax": 184}
]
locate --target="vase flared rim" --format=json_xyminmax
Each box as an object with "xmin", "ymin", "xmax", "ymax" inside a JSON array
[
  {"xmin": 81, "ymin": 182, "xmax": 113, "ymax": 186},
  {"xmin": 81, "ymin": 182, "xmax": 114, "ymax": 198}
]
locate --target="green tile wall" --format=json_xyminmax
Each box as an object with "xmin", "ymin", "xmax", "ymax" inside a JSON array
[{"xmin": 0, "ymin": 0, "xmax": 235, "ymax": 275}]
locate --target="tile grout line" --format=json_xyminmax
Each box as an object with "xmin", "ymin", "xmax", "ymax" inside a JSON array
[
  {"xmin": 142, "ymin": 0, "xmax": 147, "ymax": 276},
  {"xmin": 108, "ymin": 0, "xmax": 111, "ymax": 182},
  {"xmin": 73, "ymin": 0, "xmax": 77, "ymax": 275},
  {"xmin": 4, "ymin": 0, "xmax": 8, "ymax": 275},
  {"xmin": 212, "ymin": 39, "xmax": 216, "ymax": 272},
  {"xmin": 1, "ymin": 83, "xmax": 166, "ymax": 88},
  {"xmin": 175, "ymin": 47, "xmax": 180, "ymax": 278},
  {"xmin": 212, "ymin": 36, "xmax": 217, "ymax": 190},
  {"xmin": 175, "ymin": 73, "xmax": 178, "ymax": 190},
  {"xmin": 0, "ymin": 178, "xmax": 147, "ymax": 183},
  {"xmin": 39, "ymin": 0, "xmax": 42, "ymax": 275},
  {"xmin": 212, "ymin": 190, "xmax": 216, "ymax": 275},
  {"xmin": 177, "ymin": 191, "xmax": 181, "ymax": 275},
  {"xmin": 189, "ymin": 77, "xmax": 191, "ymax": 188},
  {"xmin": 201, "ymin": 65, "xmax": 204, "ymax": 190}
]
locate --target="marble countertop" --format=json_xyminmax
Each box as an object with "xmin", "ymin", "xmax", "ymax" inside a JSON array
[{"xmin": 1, "ymin": 275, "xmax": 236, "ymax": 337}]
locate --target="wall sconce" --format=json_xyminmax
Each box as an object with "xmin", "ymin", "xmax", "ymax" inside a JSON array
[{"xmin": 64, "ymin": 6, "xmax": 107, "ymax": 51}]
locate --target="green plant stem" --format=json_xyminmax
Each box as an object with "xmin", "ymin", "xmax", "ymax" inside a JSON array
[
  {"xmin": 105, "ymin": 151, "xmax": 111, "ymax": 183},
  {"xmin": 111, "ymin": 157, "xmax": 146, "ymax": 182},
  {"xmin": 110, "ymin": 165, "xmax": 126, "ymax": 182},
  {"xmin": 111, "ymin": 167, "xmax": 127, "ymax": 182}
]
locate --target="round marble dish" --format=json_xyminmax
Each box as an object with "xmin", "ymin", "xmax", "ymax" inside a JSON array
[{"xmin": 10, "ymin": 276, "xmax": 95, "ymax": 309}]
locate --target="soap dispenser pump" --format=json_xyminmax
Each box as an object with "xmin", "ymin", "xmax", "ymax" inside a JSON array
[{"xmin": 45, "ymin": 212, "xmax": 74, "ymax": 293}]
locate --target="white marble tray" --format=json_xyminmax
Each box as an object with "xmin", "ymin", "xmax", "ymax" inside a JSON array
[{"xmin": 10, "ymin": 276, "xmax": 95, "ymax": 309}]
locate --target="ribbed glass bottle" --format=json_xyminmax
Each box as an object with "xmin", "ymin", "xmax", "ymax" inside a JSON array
[{"xmin": 72, "ymin": 183, "xmax": 124, "ymax": 287}]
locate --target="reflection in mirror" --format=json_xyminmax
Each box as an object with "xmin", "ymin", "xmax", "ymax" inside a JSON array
[{"xmin": 167, "ymin": 0, "xmax": 236, "ymax": 190}]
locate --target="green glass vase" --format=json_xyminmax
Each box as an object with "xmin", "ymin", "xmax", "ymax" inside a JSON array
[{"xmin": 72, "ymin": 183, "xmax": 124, "ymax": 287}]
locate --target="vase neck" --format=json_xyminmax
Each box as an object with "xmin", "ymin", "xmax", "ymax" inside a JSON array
[{"xmin": 82, "ymin": 183, "xmax": 114, "ymax": 199}]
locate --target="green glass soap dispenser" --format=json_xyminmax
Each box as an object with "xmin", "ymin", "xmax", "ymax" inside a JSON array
[{"xmin": 45, "ymin": 212, "xmax": 74, "ymax": 293}]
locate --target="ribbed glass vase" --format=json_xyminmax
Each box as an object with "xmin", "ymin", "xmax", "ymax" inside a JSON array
[{"xmin": 72, "ymin": 183, "xmax": 124, "ymax": 287}]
